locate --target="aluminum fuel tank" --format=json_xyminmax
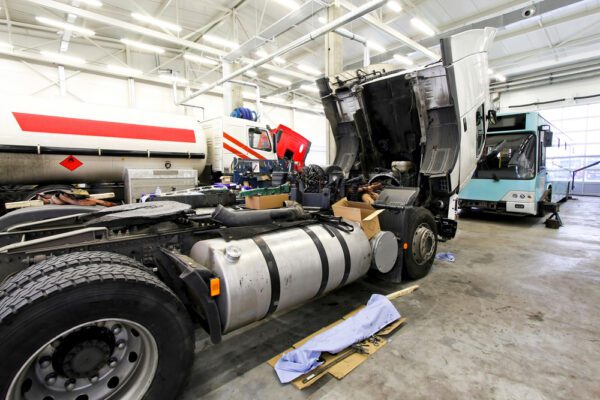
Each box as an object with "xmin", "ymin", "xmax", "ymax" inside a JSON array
[{"xmin": 190, "ymin": 222, "xmax": 372, "ymax": 333}]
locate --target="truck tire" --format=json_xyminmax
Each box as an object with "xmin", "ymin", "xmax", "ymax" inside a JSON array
[
  {"xmin": 0, "ymin": 251, "xmax": 149, "ymax": 298},
  {"xmin": 0, "ymin": 263, "xmax": 194, "ymax": 400},
  {"xmin": 403, "ymin": 207, "xmax": 437, "ymax": 280}
]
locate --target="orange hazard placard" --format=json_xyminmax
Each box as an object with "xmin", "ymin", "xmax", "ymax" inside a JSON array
[{"xmin": 59, "ymin": 155, "xmax": 83, "ymax": 171}]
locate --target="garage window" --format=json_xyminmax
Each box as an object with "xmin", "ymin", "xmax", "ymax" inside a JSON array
[{"xmin": 541, "ymin": 103, "xmax": 600, "ymax": 195}]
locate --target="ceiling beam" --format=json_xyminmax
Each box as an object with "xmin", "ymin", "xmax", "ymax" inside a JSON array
[
  {"xmin": 339, "ymin": 0, "xmax": 439, "ymax": 61},
  {"xmin": 25, "ymin": 0, "xmax": 226, "ymax": 56}
]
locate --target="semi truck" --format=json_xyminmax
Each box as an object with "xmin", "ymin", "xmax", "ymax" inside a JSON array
[
  {"xmin": 0, "ymin": 96, "xmax": 309, "ymax": 204},
  {"xmin": 0, "ymin": 27, "xmax": 495, "ymax": 400}
]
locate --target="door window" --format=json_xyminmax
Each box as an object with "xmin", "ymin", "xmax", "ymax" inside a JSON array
[{"xmin": 248, "ymin": 128, "xmax": 272, "ymax": 151}]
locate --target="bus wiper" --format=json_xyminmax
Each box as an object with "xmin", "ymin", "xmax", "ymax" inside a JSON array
[{"xmin": 492, "ymin": 173, "xmax": 500, "ymax": 181}]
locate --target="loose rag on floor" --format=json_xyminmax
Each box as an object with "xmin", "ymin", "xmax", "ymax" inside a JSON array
[
  {"xmin": 274, "ymin": 294, "xmax": 400, "ymax": 383},
  {"xmin": 435, "ymin": 252, "xmax": 456, "ymax": 262}
]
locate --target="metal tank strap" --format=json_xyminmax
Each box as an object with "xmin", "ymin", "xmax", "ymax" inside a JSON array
[
  {"xmin": 252, "ymin": 236, "xmax": 281, "ymax": 316},
  {"xmin": 322, "ymin": 224, "xmax": 352, "ymax": 287},
  {"xmin": 300, "ymin": 226, "xmax": 330, "ymax": 298}
]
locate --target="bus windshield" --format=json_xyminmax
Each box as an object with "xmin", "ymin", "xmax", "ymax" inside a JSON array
[{"xmin": 474, "ymin": 133, "xmax": 536, "ymax": 180}]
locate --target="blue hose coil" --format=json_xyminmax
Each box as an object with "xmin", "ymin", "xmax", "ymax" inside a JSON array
[{"xmin": 230, "ymin": 107, "xmax": 258, "ymax": 121}]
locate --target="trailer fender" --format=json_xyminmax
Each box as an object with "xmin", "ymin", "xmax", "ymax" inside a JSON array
[{"xmin": 155, "ymin": 248, "xmax": 223, "ymax": 344}]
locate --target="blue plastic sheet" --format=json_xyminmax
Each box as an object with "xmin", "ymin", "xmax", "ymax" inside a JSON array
[{"xmin": 274, "ymin": 294, "xmax": 400, "ymax": 383}]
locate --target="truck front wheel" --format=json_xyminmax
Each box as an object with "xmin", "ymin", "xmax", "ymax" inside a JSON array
[
  {"xmin": 0, "ymin": 263, "xmax": 194, "ymax": 400},
  {"xmin": 403, "ymin": 208, "xmax": 438, "ymax": 280}
]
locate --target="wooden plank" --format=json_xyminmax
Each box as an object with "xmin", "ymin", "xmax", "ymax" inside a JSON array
[
  {"xmin": 4, "ymin": 200, "xmax": 44, "ymax": 209},
  {"xmin": 386, "ymin": 284, "xmax": 419, "ymax": 300},
  {"xmin": 89, "ymin": 192, "xmax": 115, "ymax": 200}
]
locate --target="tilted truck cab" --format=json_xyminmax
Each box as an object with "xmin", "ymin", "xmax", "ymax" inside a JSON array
[{"xmin": 0, "ymin": 28, "xmax": 495, "ymax": 400}]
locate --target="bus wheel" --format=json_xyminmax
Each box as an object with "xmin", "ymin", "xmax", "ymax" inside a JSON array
[
  {"xmin": 403, "ymin": 207, "xmax": 438, "ymax": 280},
  {"xmin": 0, "ymin": 263, "xmax": 194, "ymax": 400}
]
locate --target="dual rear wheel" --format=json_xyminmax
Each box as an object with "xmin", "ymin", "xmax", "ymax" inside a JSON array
[{"xmin": 0, "ymin": 252, "xmax": 194, "ymax": 400}]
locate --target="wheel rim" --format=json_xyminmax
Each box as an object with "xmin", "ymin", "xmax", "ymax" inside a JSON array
[
  {"xmin": 7, "ymin": 319, "xmax": 158, "ymax": 400},
  {"xmin": 412, "ymin": 223, "xmax": 436, "ymax": 266}
]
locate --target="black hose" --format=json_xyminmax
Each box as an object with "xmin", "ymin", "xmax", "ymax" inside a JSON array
[{"xmin": 211, "ymin": 204, "xmax": 305, "ymax": 227}]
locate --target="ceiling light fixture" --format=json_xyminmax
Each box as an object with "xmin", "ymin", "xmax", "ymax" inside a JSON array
[
  {"xmin": 273, "ymin": 56, "xmax": 286, "ymax": 65},
  {"xmin": 297, "ymin": 64, "xmax": 321, "ymax": 76},
  {"xmin": 411, "ymin": 17, "xmax": 435, "ymax": 37},
  {"xmin": 36, "ymin": 16, "xmax": 95, "ymax": 36},
  {"xmin": 276, "ymin": 0, "xmax": 301, "ymax": 10},
  {"xmin": 78, "ymin": 0, "xmax": 102, "ymax": 7},
  {"xmin": 161, "ymin": 75, "xmax": 189, "ymax": 84},
  {"xmin": 393, "ymin": 54, "xmax": 413, "ymax": 65},
  {"xmin": 300, "ymin": 84, "xmax": 319, "ymax": 93},
  {"xmin": 202, "ymin": 34, "xmax": 238, "ymax": 50},
  {"xmin": 387, "ymin": 1, "xmax": 402, "ymax": 13},
  {"xmin": 107, "ymin": 64, "xmax": 142, "ymax": 76},
  {"xmin": 294, "ymin": 100, "xmax": 309, "ymax": 107},
  {"xmin": 255, "ymin": 49, "xmax": 268, "ymax": 58},
  {"xmin": 269, "ymin": 76, "xmax": 292, "ymax": 86},
  {"xmin": 183, "ymin": 53, "xmax": 219, "ymax": 65},
  {"xmin": 494, "ymin": 73, "xmax": 507, "ymax": 82},
  {"xmin": 120, "ymin": 38, "xmax": 165, "ymax": 54},
  {"xmin": 318, "ymin": 16, "xmax": 326, "ymax": 24},
  {"xmin": 40, "ymin": 50, "xmax": 86, "ymax": 65},
  {"xmin": 131, "ymin": 13, "xmax": 182, "ymax": 32},
  {"xmin": 366, "ymin": 40, "xmax": 386, "ymax": 53},
  {"xmin": 0, "ymin": 42, "xmax": 13, "ymax": 51},
  {"xmin": 244, "ymin": 70, "xmax": 258, "ymax": 77}
]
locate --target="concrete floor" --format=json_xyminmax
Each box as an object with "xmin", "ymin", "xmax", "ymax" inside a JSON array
[{"xmin": 181, "ymin": 196, "xmax": 600, "ymax": 400}]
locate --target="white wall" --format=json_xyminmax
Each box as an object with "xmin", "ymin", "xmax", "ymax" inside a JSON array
[{"xmin": 496, "ymin": 75, "xmax": 600, "ymax": 112}]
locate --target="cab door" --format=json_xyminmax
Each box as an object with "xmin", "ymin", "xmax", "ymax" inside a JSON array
[{"xmin": 441, "ymin": 27, "xmax": 496, "ymax": 192}]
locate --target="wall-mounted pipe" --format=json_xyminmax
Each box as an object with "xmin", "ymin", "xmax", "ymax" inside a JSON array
[
  {"xmin": 333, "ymin": 28, "xmax": 370, "ymax": 67},
  {"xmin": 174, "ymin": 0, "xmax": 387, "ymax": 106}
]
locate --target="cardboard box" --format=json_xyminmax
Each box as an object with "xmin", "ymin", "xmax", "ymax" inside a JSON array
[
  {"xmin": 331, "ymin": 198, "xmax": 384, "ymax": 239},
  {"xmin": 245, "ymin": 193, "xmax": 289, "ymax": 210}
]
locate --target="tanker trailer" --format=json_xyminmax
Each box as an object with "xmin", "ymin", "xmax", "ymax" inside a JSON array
[
  {"xmin": 0, "ymin": 28, "xmax": 495, "ymax": 400},
  {"xmin": 0, "ymin": 95, "xmax": 207, "ymax": 193}
]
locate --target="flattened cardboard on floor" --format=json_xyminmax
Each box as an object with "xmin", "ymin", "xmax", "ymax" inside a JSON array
[{"xmin": 267, "ymin": 315, "xmax": 407, "ymax": 390}]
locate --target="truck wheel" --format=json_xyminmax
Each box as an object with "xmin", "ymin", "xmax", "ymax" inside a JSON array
[
  {"xmin": 403, "ymin": 208, "xmax": 437, "ymax": 280},
  {"xmin": 0, "ymin": 251, "xmax": 149, "ymax": 297},
  {"xmin": 0, "ymin": 263, "xmax": 194, "ymax": 400}
]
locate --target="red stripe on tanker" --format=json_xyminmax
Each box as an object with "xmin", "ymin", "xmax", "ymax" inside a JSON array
[
  {"xmin": 12, "ymin": 112, "xmax": 197, "ymax": 143},
  {"xmin": 223, "ymin": 132, "xmax": 266, "ymax": 160},
  {"xmin": 223, "ymin": 142, "xmax": 249, "ymax": 159}
]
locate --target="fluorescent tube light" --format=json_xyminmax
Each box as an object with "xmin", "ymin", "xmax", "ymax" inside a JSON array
[
  {"xmin": 184, "ymin": 53, "xmax": 219, "ymax": 65},
  {"xmin": 269, "ymin": 76, "xmax": 292, "ymax": 86},
  {"xmin": 36, "ymin": 16, "xmax": 95, "ymax": 36},
  {"xmin": 202, "ymin": 34, "xmax": 238, "ymax": 49},
  {"xmin": 297, "ymin": 64, "xmax": 321, "ymax": 76},
  {"xmin": 300, "ymin": 84, "xmax": 319, "ymax": 93},
  {"xmin": 411, "ymin": 17, "xmax": 435, "ymax": 37},
  {"xmin": 40, "ymin": 50, "xmax": 86, "ymax": 65},
  {"xmin": 131, "ymin": 13, "xmax": 182, "ymax": 32},
  {"xmin": 393, "ymin": 54, "xmax": 413, "ymax": 65},
  {"xmin": 120, "ymin": 38, "xmax": 165, "ymax": 54},
  {"xmin": 78, "ymin": 0, "xmax": 102, "ymax": 7},
  {"xmin": 387, "ymin": 1, "xmax": 402, "ymax": 12},
  {"xmin": 107, "ymin": 64, "xmax": 142, "ymax": 76},
  {"xmin": 276, "ymin": 0, "xmax": 300, "ymax": 10},
  {"xmin": 255, "ymin": 49, "xmax": 268, "ymax": 58},
  {"xmin": 366, "ymin": 40, "xmax": 386, "ymax": 53}
]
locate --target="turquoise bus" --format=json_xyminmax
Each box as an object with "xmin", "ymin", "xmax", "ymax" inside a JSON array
[{"xmin": 459, "ymin": 111, "xmax": 573, "ymax": 216}]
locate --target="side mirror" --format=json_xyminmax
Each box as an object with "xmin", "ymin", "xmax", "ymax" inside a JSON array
[
  {"xmin": 543, "ymin": 131, "xmax": 553, "ymax": 147},
  {"xmin": 487, "ymin": 109, "xmax": 497, "ymax": 125}
]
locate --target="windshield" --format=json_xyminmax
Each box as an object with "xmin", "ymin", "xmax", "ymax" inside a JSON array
[{"xmin": 473, "ymin": 133, "xmax": 536, "ymax": 180}]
